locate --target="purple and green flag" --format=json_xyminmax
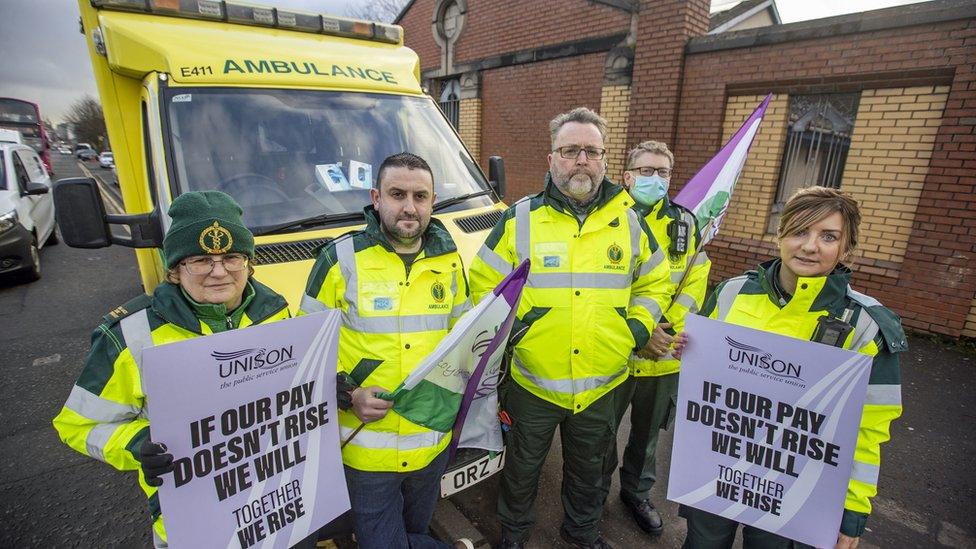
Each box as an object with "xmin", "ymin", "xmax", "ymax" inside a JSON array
[
  {"xmin": 379, "ymin": 260, "xmax": 530, "ymax": 453},
  {"xmin": 674, "ymin": 94, "xmax": 771, "ymax": 246}
]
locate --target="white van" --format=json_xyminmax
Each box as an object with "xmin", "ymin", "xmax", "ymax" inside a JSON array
[{"xmin": 0, "ymin": 140, "xmax": 56, "ymax": 281}]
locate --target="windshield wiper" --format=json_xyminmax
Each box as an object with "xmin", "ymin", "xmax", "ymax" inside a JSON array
[
  {"xmin": 432, "ymin": 189, "xmax": 494, "ymax": 212},
  {"xmin": 254, "ymin": 211, "xmax": 364, "ymax": 236}
]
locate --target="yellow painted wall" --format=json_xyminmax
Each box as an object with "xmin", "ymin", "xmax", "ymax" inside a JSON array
[
  {"xmin": 718, "ymin": 93, "xmax": 789, "ymax": 243},
  {"xmin": 459, "ymin": 97, "xmax": 482, "ymax": 164},
  {"xmin": 842, "ymin": 86, "xmax": 949, "ymax": 263},
  {"xmin": 600, "ymin": 84, "xmax": 632, "ymax": 182}
]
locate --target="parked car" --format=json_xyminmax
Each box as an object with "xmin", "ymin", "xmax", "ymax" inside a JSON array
[
  {"xmin": 0, "ymin": 141, "xmax": 57, "ymax": 281},
  {"xmin": 98, "ymin": 151, "xmax": 114, "ymax": 168},
  {"xmin": 58, "ymin": 145, "xmax": 72, "ymax": 154},
  {"xmin": 78, "ymin": 149, "xmax": 98, "ymax": 161}
]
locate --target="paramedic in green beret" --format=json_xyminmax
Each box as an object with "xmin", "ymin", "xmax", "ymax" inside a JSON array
[{"xmin": 53, "ymin": 191, "xmax": 290, "ymax": 547}]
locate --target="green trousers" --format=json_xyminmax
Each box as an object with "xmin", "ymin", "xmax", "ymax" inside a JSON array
[
  {"xmin": 680, "ymin": 505, "xmax": 806, "ymax": 549},
  {"xmin": 497, "ymin": 379, "xmax": 618, "ymax": 544},
  {"xmin": 605, "ymin": 373, "xmax": 679, "ymax": 502}
]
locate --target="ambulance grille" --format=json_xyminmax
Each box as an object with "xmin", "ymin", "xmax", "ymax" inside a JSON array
[
  {"xmin": 254, "ymin": 238, "xmax": 331, "ymax": 265},
  {"xmin": 453, "ymin": 210, "xmax": 503, "ymax": 233}
]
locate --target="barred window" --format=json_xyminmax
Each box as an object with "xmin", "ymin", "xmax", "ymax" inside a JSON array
[
  {"xmin": 768, "ymin": 93, "xmax": 860, "ymax": 232},
  {"xmin": 439, "ymin": 78, "xmax": 460, "ymax": 130}
]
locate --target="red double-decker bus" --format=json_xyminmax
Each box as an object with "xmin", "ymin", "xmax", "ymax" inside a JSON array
[{"xmin": 0, "ymin": 97, "xmax": 53, "ymax": 175}]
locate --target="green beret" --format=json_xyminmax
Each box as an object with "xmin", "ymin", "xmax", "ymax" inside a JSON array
[{"xmin": 162, "ymin": 191, "xmax": 255, "ymax": 268}]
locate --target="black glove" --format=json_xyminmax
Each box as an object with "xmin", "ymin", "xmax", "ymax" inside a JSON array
[
  {"xmin": 140, "ymin": 438, "xmax": 174, "ymax": 487},
  {"xmin": 337, "ymin": 372, "xmax": 357, "ymax": 411}
]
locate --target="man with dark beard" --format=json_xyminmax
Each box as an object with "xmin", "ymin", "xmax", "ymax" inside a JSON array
[
  {"xmin": 469, "ymin": 108, "xmax": 673, "ymax": 549},
  {"xmin": 301, "ymin": 153, "xmax": 473, "ymax": 549}
]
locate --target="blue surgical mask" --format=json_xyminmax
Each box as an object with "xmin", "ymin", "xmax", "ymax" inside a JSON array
[{"xmin": 630, "ymin": 174, "xmax": 670, "ymax": 206}]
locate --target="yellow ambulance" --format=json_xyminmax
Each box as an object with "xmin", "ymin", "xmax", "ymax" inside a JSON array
[
  {"xmin": 58, "ymin": 0, "xmax": 506, "ymax": 306},
  {"xmin": 55, "ymin": 0, "xmax": 507, "ymax": 507}
]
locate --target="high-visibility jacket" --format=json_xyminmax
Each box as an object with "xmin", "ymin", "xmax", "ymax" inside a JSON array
[
  {"xmin": 301, "ymin": 207, "xmax": 470, "ymax": 473},
  {"xmin": 52, "ymin": 281, "xmax": 290, "ymax": 547},
  {"xmin": 701, "ymin": 259, "xmax": 906, "ymax": 537},
  {"xmin": 629, "ymin": 197, "xmax": 711, "ymax": 377},
  {"xmin": 469, "ymin": 176, "xmax": 673, "ymax": 413}
]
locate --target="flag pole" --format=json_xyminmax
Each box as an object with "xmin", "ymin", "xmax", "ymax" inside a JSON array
[{"xmin": 341, "ymin": 422, "xmax": 365, "ymax": 449}]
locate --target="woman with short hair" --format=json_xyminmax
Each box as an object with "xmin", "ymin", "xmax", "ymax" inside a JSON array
[{"xmin": 678, "ymin": 186, "xmax": 905, "ymax": 549}]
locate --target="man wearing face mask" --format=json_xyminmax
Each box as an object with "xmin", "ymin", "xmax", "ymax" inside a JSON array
[
  {"xmin": 469, "ymin": 109, "xmax": 673, "ymax": 549},
  {"xmin": 603, "ymin": 141, "xmax": 711, "ymax": 535}
]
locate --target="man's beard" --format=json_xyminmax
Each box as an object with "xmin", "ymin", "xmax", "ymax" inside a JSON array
[
  {"xmin": 554, "ymin": 167, "xmax": 602, "ymax": 206},
  {"xmin": 382, "ymin": 214, "xmax": 425, "ymax": 246}
]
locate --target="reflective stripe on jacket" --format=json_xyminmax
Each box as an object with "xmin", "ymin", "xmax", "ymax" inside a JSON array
[
  {"xmin": 701, "ymin": 259, "xmax": 906, "ymax": 537},
  {"xmin": 629, "ymin": 197, "xmax": 711, "ymax": 377},
  {"xmin": 301, "ymin": 207, "xmax": 470, "ymax": 473},
  {"xmin": 52, "ymin": 281, "xmax": 290, "ymax": 545},
  {"xmin": 469, "ymin": 176, "xmax": 673, "ymax": 412}
]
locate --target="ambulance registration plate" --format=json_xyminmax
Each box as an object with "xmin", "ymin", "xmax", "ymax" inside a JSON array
[{"xmin": 440, "ymin": 450, "xmax": 506, "ymax": 497}]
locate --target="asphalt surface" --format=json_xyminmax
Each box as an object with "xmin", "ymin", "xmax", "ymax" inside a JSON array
[
  {"xmin": 0, "ymin": 153, "xmax": 150, "ymax": 546},
  {"xmin": 1, "ymin": 153, "xmax": 974, "ymax": 548}
]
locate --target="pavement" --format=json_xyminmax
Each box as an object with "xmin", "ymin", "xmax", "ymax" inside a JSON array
[{"xmin": 1, "ymin": 153, "xmax": 974, "ymax": 548}]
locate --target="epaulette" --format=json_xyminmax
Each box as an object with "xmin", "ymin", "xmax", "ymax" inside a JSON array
[
  {"xmin": 101, "ymin": 293, "xmax": 153, "ymax": 326},
  {"xmin": 672, "ymin": 202, "xmax": 696, "ymax": 222},
  {"xmin": 847, "ymin": 289, "xmax": 908, "ymax": 353}
]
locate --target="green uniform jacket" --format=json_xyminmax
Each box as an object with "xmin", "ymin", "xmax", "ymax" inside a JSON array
[
  {"xmin": 301, "ymin": 206, "xmax": 471, "ymax": 473},
  {"xmin": 469, "ymin": 175, "xmax": 674, "ymax": 413},
  {"xmin": 701, "ymin": 259, "xmax": 906, "ymax": 537},
  {"xmin": 629, "ymin": 197, "xmax": 711, "ymax": 377},
  {"xmin": 52, "ymin": 280, "xmax": 290, "ymax": 545}
]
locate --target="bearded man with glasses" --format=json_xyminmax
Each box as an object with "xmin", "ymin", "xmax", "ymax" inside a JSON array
[
  {"xmin": 470, "ymin": 108, "xmax": 673, "ymax": 549},
  {"xmin": 53, "ymin": 191, "xmax": 291, "ymax": 548}
]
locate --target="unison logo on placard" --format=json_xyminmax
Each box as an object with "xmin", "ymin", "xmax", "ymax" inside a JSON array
[
  {"xmin": 726, "ymin": 337, "xmax": 803, "ymax": 381},
  {"xmin": 213, "ymin": 346, "xmax": 296, "ymax": 379}
]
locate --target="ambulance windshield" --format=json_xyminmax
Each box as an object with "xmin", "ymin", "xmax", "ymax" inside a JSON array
[{"xmin": 163, "ymin": 88, "xmax": 491, "ymax": 233}]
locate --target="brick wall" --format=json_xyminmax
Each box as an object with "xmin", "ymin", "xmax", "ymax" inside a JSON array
[
  {"xmin": 481, "ymin": 53, "xmax": 607, "ymax": 201},
  {"xmin": 627, "ymin": 0, "xmax": 711, "ymax": 150},
  {"xmin": 844, "ymin": 86, "xmax": 949, "ymax": 265},
  {"xmin": 398, "ymin": 0, "xmax": 439, "ymax": 71},
  {"xmin": 677, "ymin": 18, "xmax": 976, "ymax": 336},
  {"xmin": 458, "ymin": 98, "xmax": 482, "ymax": 162},
  {"xmin": 452, "ymin": 1, "xmax": 629, "ymax": 66},
  {"xmin": 600, "ymin": 84, "xmax": 632, "ymax": 182},
  {"xmin": 398, "ymin": 0, "xmax": 976, "ymax": 337}
]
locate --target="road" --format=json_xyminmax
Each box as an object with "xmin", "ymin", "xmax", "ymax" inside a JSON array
[
  {"xmin": 0, "ymin": 153, "xmax": 150, "ymax": 546},
  {"xmin": 1, "ymin": 152, "xmax": 974, "ymax": 548}
]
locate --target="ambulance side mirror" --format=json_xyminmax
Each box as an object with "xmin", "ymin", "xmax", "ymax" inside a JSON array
[
  {"xmin": 488, "ymin": 156, "xmax": 506, "ymax": 200},
  {"xmin": 53, "ymin": 177, "xmax": 163, "ymax": 248}
]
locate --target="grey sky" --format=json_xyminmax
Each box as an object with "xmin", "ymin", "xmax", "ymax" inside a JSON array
[
  {"xmin": 0, "ymin": 0, "xmax": 926, "ymax": 126},
  {"xmin": 0, "ymin": 0, "xmax": 356, "ymax": 124}
]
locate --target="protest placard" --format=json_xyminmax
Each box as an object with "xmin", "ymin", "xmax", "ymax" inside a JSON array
[
  {"xmin": 142, "ymin": 312, "xmax": 348, "ymax": 549},
  {"xmin": 668, "ymin": 315, "xmax": 872, "ymax": 548}
]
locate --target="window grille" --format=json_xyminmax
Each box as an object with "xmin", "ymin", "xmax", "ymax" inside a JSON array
[
  {"xmin": 439, "ymin": 79, "xmax": 461, "ymax": 130},
  {"xmin": 768, "ymin": 93, "xmax": 860, "ymax": 232}
]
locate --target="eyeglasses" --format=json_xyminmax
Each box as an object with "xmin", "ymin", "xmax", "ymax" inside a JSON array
[
  {"xmin": 553, "ymin": 145, "xmax": 607, "ymax": 161},
  {"xmin": 180, "ymin": 253, "xmax": 249, "ymax": 275},
  {"xmin": 627, "ymin": 166, "xmax": 672, "ymax": 178}
]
